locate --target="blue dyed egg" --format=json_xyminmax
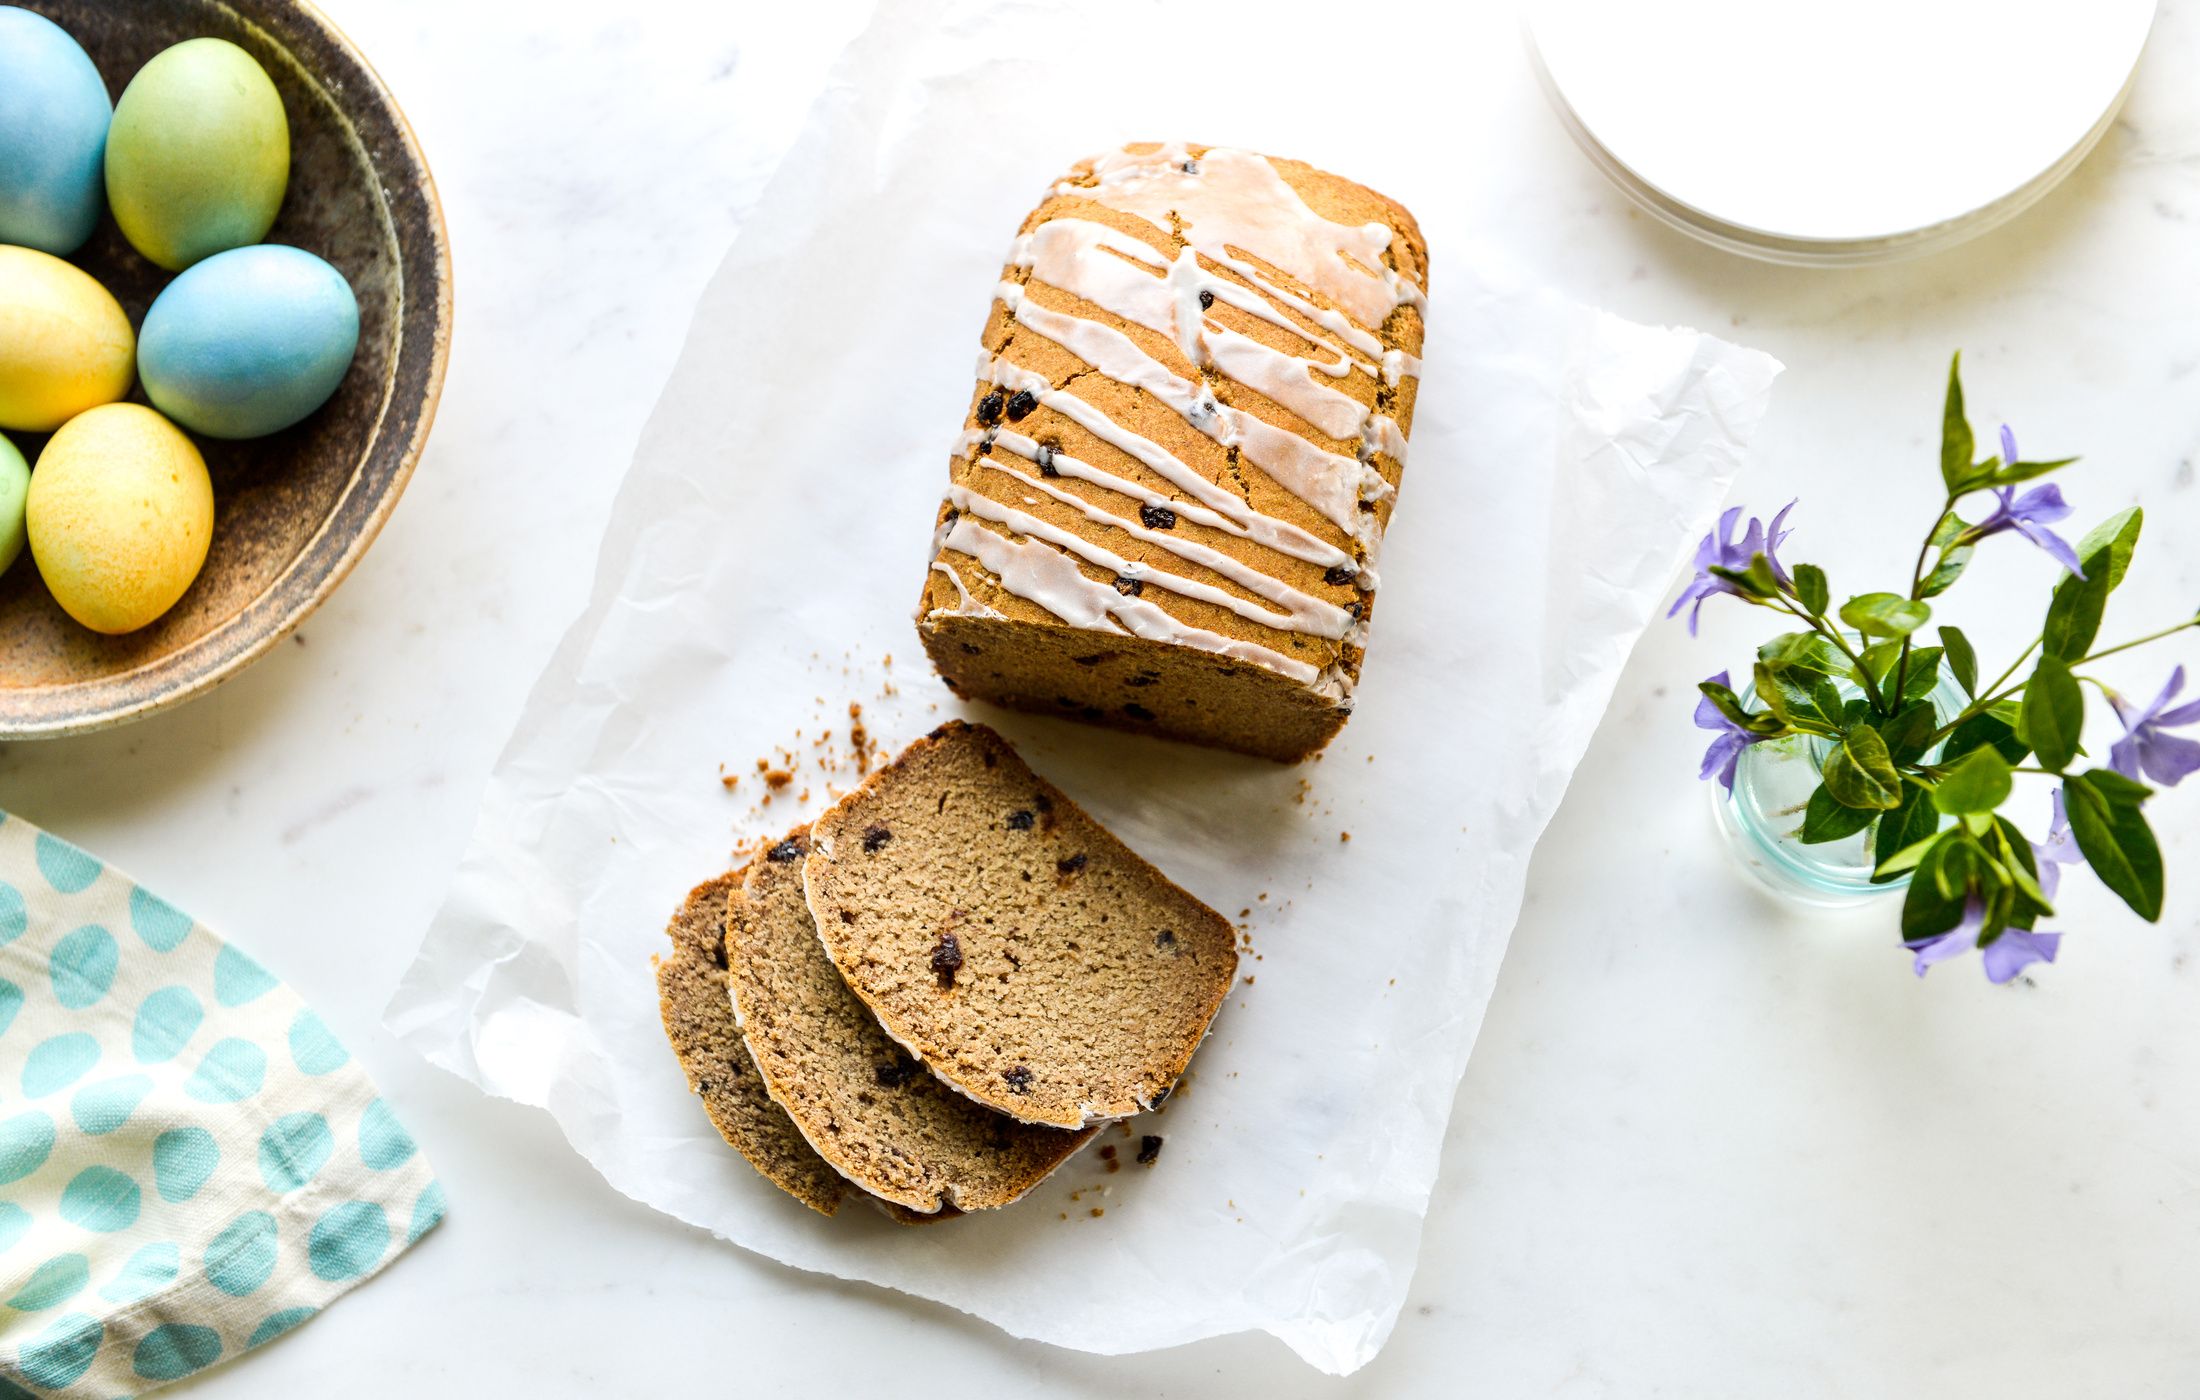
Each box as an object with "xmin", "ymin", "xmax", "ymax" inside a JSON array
[
  {"xmin": 0, "ymin": 8, "xmax": 112, "ymax": 255},
  {"xmin": 137, "ymin": 245, "xmax": 360, "ymax": 440}
]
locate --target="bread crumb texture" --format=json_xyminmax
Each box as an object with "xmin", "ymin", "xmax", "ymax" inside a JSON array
[
  {"xmin": 729, "ymin": 826, "xmax": 1094, "ymax": 1212},
  {"xmin": 653, "ymin": 870, "xmax": 851, "ymax": 1217},
  {"xmin": 806, "ymin": 721, "xmax": 1238, "ymax": 1128}
]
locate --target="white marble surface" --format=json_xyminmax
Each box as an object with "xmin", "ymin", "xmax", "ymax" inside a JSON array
[{"xmin": 6, "ymin": 1, "xmax": 2200, "ymax": 1393}]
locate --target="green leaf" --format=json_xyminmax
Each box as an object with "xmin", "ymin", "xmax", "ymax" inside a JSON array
[
  {"xmin": 1930, "ymin": 831, "xmax": 1979, "ymax": 901},
  {"xmin": 1875, "ymin": 784, "xmax": 1942, "ymax": 875},
  {"xmin": 2075, "ymin": 507, "xmax": 2143, "ymax": 592},
  {"xmin": 1876, "ymin": 826, "xmax": 1943, "ymax": 880},
  {"xmin": 1942, "ymin": 709, "xmax": 2030, "ymax": 766},
  {"xmin": 1940, "ymin": 353, "xmax": 1978, "ymax": 494},
  {"xmin": 1933, "ymin": 747, "xmax": 2013, "ymax": 814},
  {"xmin": 1752, "ymin": 663, "xmax": 1835, "ymax": 735},
  {"xmin": 2046, "ymin": 517, "xmax": 2136, "ymax": 658},
  {"xmin": 1988, "ymin": 456, "xmax": 2078, "ymax": 486},
  {"xmin": 1856, "ymin": 640, "xmax": 1896, "ymax": 684},
  {"xmin": 1840, "ymin": 593, "xmax": 1933, "ymax": 639},
  {"xmin": 2017, "ymin": 655, "xmax": 2083, "ymax": 771},
  {"xmin": 1799, "ymin": 786, "xmax": 1878, "ymax": 845},
  {"xmin": 1990, "ymin": 819, "xmax": 2051, "ymax": 919},
  {"xmin": 1880, "ymin": 700, "xmax": 1941, "ymax": 766},
  {"xmin": 1976, "ymin": 858, "xmax": 2016, "ymax": 941},
  {"xmin": 1706, "ymin": 564, "xmax": 1769, "ymax": 598},
  {"xmin": 1758, "ymin": 631, "xmax": 1847, "ymax": 679},
  {"xmin": 1792, "ymin": 563, "xmax": 1830, "ymax": 617},
  {"xmin": 2044, "ymin": 566, "xmax": 2109, "ymax": 663},
  {"xmin": 1940, "ymin": 626, "xmax": 1979, "ymax": 696},
  {"xmin": 1901, "ymin": 832, "xmax": 1970, "ymax": 940},
  {"xmin": 1920, "ymin": 545, "xmax": 1975, "ymax": 599},
  {"xmin": 2083, "ymin": 766, "xmax": 2154, "ymax": 806},
  {"xmin": 2063, "ymin": 771, "xmax": 2164, "ymax": 921},
  {"xmin": 1920, "ymin": 512, "xmax": 1976, "ymax": 599},
  {"xmin": 1812, "ymin": 679, "xmax": 1849, "ymax": 725},
  {"xmin": 2044, "ymin": 509, "xmax": 2144, "ymax": 661},
  {"xmin": 1823, "ymin": 724, "xmax": 1905, "ymax": 810},
  {"xmin": 1899, "ymin": 648, "xmax": 1946, "ymax": 702},
  {"xmin": 1698, "ymin": 679, "xmax": 1784, "ymax": 737},
  {"xmin": 1708, "ymin": 552, "xmax": 1785, "ymax": 601}
]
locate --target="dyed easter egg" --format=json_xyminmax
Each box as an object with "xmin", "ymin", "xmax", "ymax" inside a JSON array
[
  {"xmin": 0, "ymin": 433, "xmax": 27, "ymax": 575},
  {"xmin": 0, "ymin": 245, "xmax": 134, "ymax": 433},
  {"xmin": 138, "ymin": 245, "xmax": 360, "ymax": 439},
  {"xmin": 0, "ymin": 7, "xmax": 113, "ymax": 254},
  {"xmin": 27, "ymin": 405, "xmax": 213, "ymax": 635},
  {"xmin": 105, "ymin": 38, "xmax": 289, "ymax": 271}
]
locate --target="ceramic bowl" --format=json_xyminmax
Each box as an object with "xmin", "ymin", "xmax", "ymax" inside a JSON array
[{"xmin": 0, "ymin": 0, "xmax": 451, "ymax": 737}]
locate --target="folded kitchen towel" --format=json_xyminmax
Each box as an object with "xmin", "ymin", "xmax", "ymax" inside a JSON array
[{"xmin": 0, "ymin": 812, "xmax": 444, "ymax": 1397}]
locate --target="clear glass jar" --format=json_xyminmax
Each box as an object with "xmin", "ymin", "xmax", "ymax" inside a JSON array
[{"xmin": 1709, "ymin": 676, "xmax": 1969, "ymax": 907}]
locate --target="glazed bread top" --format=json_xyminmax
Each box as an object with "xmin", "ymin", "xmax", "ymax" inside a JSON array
[{"xmin": 921, "ymin": 142, "xmax": 1428, "ymax": 706}]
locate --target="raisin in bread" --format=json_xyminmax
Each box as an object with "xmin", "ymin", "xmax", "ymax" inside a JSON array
[
  {"xmin": 805, "ymin": 721, "xmax": 1237, "ymax": 1128},
  {"xmin": 730, "ymin": 828, "xmax": 1096, "ymax": 1211}
]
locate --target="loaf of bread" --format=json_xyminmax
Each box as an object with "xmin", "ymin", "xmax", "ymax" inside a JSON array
[
  {"xmin": 916, "ymin": 142, "xmax": 1428, "ymax": 762},
  {"xmin": 728, "ymin": 826, "xmax": 1096, "ymax": 1212},
  {"xmin": 805, "ymin": 721, "xmax": 1238, "ymax": 1128}
]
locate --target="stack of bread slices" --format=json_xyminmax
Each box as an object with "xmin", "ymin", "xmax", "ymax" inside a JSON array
[{"xmin": 656, "ymin": 720, "xmax": 1238, "ymax": 1219}]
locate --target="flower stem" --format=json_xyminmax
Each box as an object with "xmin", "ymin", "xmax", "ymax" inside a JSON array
[
  {"xmin": 2078, "ymin": 618, "xmax": 2200, "ymax": 665},
  {"xmin": 1773, "ymin": 597, "xmax": 1885, "ymax": 712},
  {"xmin": 1921, "ymin": 636, "xmax": 2041, "ymax": 747},
  {"xmin": 1893, "ymin": 501, "xmax": 1955, "ymax": 707}
]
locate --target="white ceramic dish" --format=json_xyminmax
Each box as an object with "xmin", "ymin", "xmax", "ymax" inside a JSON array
[{"xmin": 1528, "ymin": 0, "xmax": 2159, "ymax": 264}]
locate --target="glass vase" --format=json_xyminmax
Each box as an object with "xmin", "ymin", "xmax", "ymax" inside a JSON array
[{"xmin": 1709, "ymin": 675, "xmax": 1969, "ymax": 908}]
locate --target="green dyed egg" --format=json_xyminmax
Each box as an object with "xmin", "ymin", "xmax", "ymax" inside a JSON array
[
  {"xmin": 105, "ymin": 38, "xmax": 289, "ymax": 272},
  {"xmin": 0, "ymin": 433, "xmax": 27, "ymax": 575}
]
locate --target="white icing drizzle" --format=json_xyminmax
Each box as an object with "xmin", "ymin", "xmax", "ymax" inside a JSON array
[
  {"xmin": 998, "ymin": 282, "xmax": 1387, "ymax": 537},
  {"xmin": 1013, "ymin": 218, "xmax": 1377, "ymax": 419},
  {"xmin": 929, "ymin": 560, "xmax": 1001, "ymax": 617},
  {"xmin": 944, "ymin": 483, "xmax": 1334, "ymax": 637},
  {"xmin": 1064, "ymin": 143, "xmax": 1426, "ymax": 329},
  {"xmin": 923, "ymin": 144, "xmax": 1426, "ymax": 700},
  {"xmin": 963, "ymin": 456, "xmax": 1355, "ymax": 637},
  {"xmin": 935, "ymin": 513, "xmax": 1330, "ymax": 691},
  {"xmin": 961, "ymin": 383, "xmax": 1377, "ymax": 585}
]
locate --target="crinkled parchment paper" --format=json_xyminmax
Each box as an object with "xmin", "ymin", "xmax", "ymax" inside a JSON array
[{"xmin": 386, "ymin": 0, "xmax": 1779, "ymax": 1374}]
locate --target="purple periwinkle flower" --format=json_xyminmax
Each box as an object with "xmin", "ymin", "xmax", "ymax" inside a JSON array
[
  {"xmin": 1694, "ymin": 671, "xmax": 1767, "ymax": 792},
  {"xmin": 1667, "ymin": 501, "xmax": 1797, "ymax": 635},
  {"xmin": 1904, "ymin": 898, "xmax": 2063, "ymax": 984},
  {"xmin": 2107, "ymin": 665, "xmax": 2200, "ymax": 788},
  {"xmin": 2030, "ymin": 790, "xmax": 2084, "ymax": 901},
  {"xmin": 1970, "ymin": 428, "xmax": 2085, "ymax": 577}
]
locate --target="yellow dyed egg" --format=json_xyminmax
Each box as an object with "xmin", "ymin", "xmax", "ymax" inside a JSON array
[
  {"xmin": 27, "ymin": 404, "xmax": 213, "ymax": 634},
  {"xmin": 0, "ymin": 245, "xmax": 135, "ymax": 432}
]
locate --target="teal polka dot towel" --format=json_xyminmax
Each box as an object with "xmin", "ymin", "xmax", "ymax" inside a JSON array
[{"xmin": 0, "ymin": 814, "xmax": 444, "ymax": 1396}]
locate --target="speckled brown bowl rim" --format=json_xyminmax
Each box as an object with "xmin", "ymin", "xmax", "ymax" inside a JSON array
[{"xmin": 0, "ymin": 0, "xmax": 453, "ymax": 740}]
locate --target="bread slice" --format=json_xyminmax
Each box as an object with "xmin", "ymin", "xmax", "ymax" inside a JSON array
[
  {"xmin": 730, "ymin": 827, "xmax": 1096, "ymax": 1211},
  {"xmin": 655, "ymin": 870, "xmax": 851, "ymax": 1216},
  {"xmin": 805, "ymin": 721, "xmax": 1237, "ymax": 1128}
]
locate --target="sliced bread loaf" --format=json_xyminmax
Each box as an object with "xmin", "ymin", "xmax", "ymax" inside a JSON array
[
  {"xmin": 805, "ymin": 721, "xmax": 1238, "ymax": 1128},
  {"xmin": 654, "ymin": 870, "xmax": 851, "ymax": 1216},
  {"xmin": 730, "ymin": 827, "xmax": 1096, "ymax": 1212}
]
